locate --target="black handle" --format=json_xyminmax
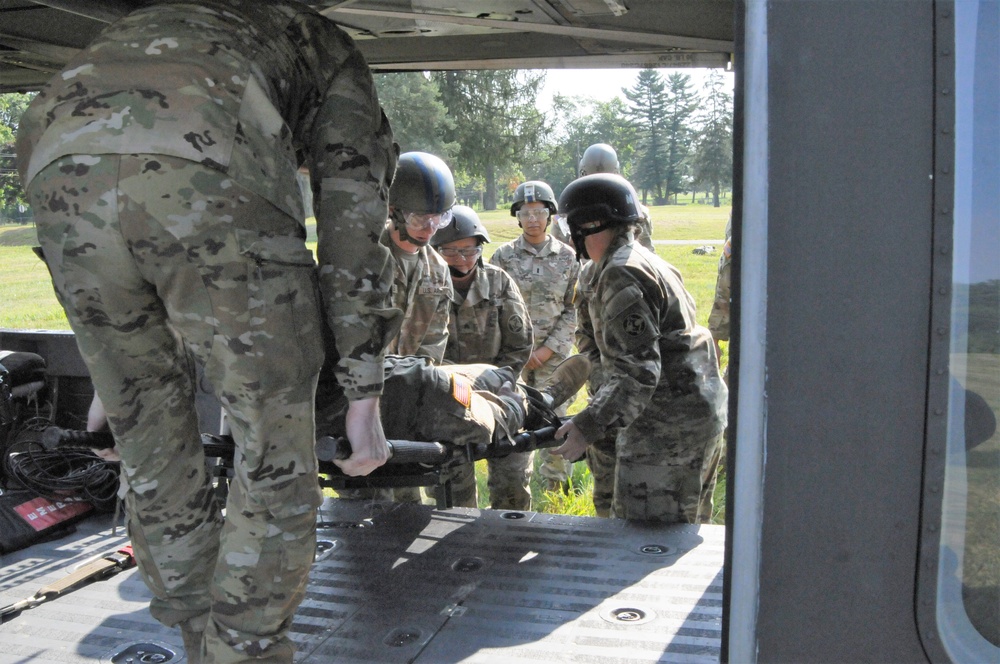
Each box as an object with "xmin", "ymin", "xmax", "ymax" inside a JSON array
[
  {"xmin": 316, "ymin": 436, "xmax": 451, "ymax": 465},
  {"xmin": 42, "ymin": 426, "xmax": 115, "ymax": 449}
]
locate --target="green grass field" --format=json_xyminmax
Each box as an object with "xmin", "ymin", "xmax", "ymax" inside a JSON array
[{"xmin": 1, "ymin": 202, "xmax": 731, "ymax": 521}]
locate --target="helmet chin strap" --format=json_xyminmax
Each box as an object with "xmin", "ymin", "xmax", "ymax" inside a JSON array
[{"xmin": 392, "ymin": 210, "xmax": 430, "ymax": 247}]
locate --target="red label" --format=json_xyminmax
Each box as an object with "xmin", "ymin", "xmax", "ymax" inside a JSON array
[{"xmin": 13, "ymin": 496, "xmax": 93, "ymax": 532}]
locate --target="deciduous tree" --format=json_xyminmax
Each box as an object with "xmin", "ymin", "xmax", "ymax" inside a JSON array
[
  {"xmin": 373, "ymin": 72, "xmax": 457, "ymax": 157},
  {"xmin": 434, "ymin": 70, "xmax": 546, "ymax": 210},
  {"xmin": 0, "ymin": 93, "xmax": 33, "ymax": 223}
]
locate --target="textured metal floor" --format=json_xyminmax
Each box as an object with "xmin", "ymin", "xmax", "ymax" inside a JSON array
[{"xmin": 0, "ymin": 499, "xmax": 724, "ymax": 663}]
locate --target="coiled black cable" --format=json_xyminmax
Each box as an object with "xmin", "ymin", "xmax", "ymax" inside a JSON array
[{"xmin": 2, "ymin": 416, "xmax": 119, "ymax": 512}]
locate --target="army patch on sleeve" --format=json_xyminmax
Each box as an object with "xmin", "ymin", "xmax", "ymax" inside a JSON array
[
  {"xmin": 623, "ymin": 312, "xmax": 647, "ymax": 337},
  {"xmin": 451, "ymin": 375, "xmax": 472, "ymax": 408},
  {"xmin": 508, "ymin": 314, "xmax": 525, "ymax": 334}
]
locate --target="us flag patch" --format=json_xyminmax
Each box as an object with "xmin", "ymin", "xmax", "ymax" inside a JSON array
[{"xmin": 451, "ymin": 375, "xmax": 472, "ymax": 408}]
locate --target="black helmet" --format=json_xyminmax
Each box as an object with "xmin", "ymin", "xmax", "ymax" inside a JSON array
[
  {"xmin": 510, "ymin": 180, "xmax": 558, "ymax": 216},
  {"xmin": 578, "ymin": 143, "xmax": 620, "ymax": 177},
  {"xmin": 558, "ymin": 173, "xmax": 642, "ymax": 258},
  {"xmin": 431, "ymin": 205, "xmax": 491, "ymax": 247},
  {"xmin": 389, "ymin": 151, "xmax": 456, "ymax": 214}
]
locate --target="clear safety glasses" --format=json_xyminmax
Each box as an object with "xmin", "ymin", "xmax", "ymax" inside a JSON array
[
  {"xmin": 437, "ymin": 246, "xmax": 483, "ymax": 259},
  {"xmin": 516, "ymin": 208, "xmax": 550, "ymax": 222},
  {"xmin": 404, "ymin": 209, "xmax": 453, "ymax": 231}
]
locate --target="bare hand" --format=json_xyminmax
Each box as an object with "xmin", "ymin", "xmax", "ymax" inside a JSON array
[
  {"xmin": 525, "ymin": 345, "xmax": 554, "ymax": 371},
  {"xmin": 334, "ymin": 397, "xmax": 391, "ymax": 476},
  {"xmin": 87, "ymin": 393, "xmax": 121, "ymax": 462},
  {"xmin": 553, "ymin": 420, "xmax": 588, "ymax": 463}
]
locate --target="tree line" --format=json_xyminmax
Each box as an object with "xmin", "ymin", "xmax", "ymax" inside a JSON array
[
  {"xmin": 0, "ymin": 67, "xmax": 732, "ymax": 222},
  {"xmin": 374, "ymin": 68, "xmax": 733, "ymax": 210}
]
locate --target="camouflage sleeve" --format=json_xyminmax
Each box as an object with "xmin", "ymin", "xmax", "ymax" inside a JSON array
[
  {"xmin": 575, "ymin": 264, "xmax": 604, "ymax": 391},
  {"xmin": 539, "ymin": 255, "xmax": 579, "ymax": 358},
  {"xmin": 303, "ymin": 20, "xmax": 400, "ymax": 400},
  {"xmin": 572, "ymin": 267, "xmax": 662, "ymax": 443},
  {"xmin": 707, "ymin": 239, "xmax": 732, "ymax": 341},
  {"xmin": 636, "ymin": 212, "xmax": 655, "ymax": 252},
  {"xmin": 494, "ymin": 268, "xmax": 534, "ymax": 375},
  {"xmin": 487, "ymin": 244, "xmax": 510, "ymax": 271}
]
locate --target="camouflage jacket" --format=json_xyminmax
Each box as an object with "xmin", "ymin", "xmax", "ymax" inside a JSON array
[
  {"xmin": 573, "ymin": 233, "xmax": 728, "ymax": 446},
  {"xmin": 489, "ymin": 235, "xmax": 579, "ymax": 359},
  {"xmin": 16, "ymin": 0, "xmax": 398, "ymax": 400},
  {"xmin": 383, "ymin": 233, "xmax": 453, "ymax": 363},
  {"xmin": 707, "ymin": 225, "xmax": 733, "ymax": 341},
  {"xmin": 443, "ymin": 263, "xmax": 533, "ymax": 374}
]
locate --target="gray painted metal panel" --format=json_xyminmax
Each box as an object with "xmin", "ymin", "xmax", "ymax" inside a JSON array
[
  {"xmin": 758, "ymin": 1, "xmax": 936, "ymax": 661},
  {"xmin": 0, "ymin": 500, "xmax": 724, "ymax": 663}
]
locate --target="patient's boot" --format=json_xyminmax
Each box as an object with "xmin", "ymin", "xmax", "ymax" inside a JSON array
[{"xmin": 522, "ymin": 355, "xmax": 591, "ymax": 430}]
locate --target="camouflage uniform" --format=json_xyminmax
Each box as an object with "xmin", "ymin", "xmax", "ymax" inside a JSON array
[
  {"xmin": 575, "ymin": 258, "xmax": 615, "ymax": 517},
  {"xmin": 347, "ymin": 233, "xmax": 452, "ymax": 504},
  {"xmin": 316, "ymin": 355, "xmax": 524, "ymax": 456},
  {"xmin": 490, "ymin": 235, "xmax": 579, "ymax": 488},
  {"xmin": 443, "ymin": 263, "xmax": 533, "ymax": 509},
  {"xmin": 708, "ymin": 217, "xmax": 733, "ymax": 370},
  {"xmin": 16, "ymin": 3, "xmax": 397, "ymax": 662},
  {"xmin": 384, "ymin": 232, "xmax": 453, "ymax": 363},
  {"xmin": 573, "ymin": 230, "xmax": 728, "ymax": 524}
]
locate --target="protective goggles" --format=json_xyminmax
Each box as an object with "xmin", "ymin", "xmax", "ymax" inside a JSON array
[
  {"xmin": 438, "ymin": 246, "xmax": 483, "ymax": 259},
  {"xmin": 404, "ymin": 209, "xmax": 453, "ymax": 231},
  {"xmin": 516, "ymin": 208, "xmax": 551, "ymax": 222}
]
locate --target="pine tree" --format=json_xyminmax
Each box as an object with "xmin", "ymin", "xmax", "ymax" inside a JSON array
[
  {"xmin": 691, "ymin": 70, "xmax": 733, "ymax": 207},
  {"xmin": 623, "ymin": 69, "xmax": 669, "ymax": 204},
  {"xmin": 661, "ymin": 72, "xmax": 697, "ymax": 203}
]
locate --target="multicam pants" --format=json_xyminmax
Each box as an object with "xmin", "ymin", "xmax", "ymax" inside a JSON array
[
  {"xmin": 29, "ymin": 154, "xmax": 324, "ymax": 663},
  {"xmin": 613, "ymin": 428, "xmax": 725, "ymax": 524}
]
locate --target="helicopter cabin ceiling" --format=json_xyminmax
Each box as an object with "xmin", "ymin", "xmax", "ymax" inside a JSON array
[{"xmin": 0, "ymin": 0, "xmax": 734, "ymax": 93}]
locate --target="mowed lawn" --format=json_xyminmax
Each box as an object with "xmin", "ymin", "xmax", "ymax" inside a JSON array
[
  {"xmin": 0, "ymin": 202, "xmax": 732, "ymax": 519},
  {"xmin": 1, "ymin": 204, "xmax": 730, "ymax": 332}
]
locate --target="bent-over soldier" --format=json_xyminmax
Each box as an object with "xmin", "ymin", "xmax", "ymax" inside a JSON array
[{"xmin": 16, "ymin": 2, "xmax": 398, "ymax": 661}]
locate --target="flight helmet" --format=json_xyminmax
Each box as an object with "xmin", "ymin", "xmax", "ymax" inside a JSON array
[
  {"xmin": 578, "ymin": 143, "xmax": 620, "ymax": 176},
  {"xmin": 558, "ymin": 173, "xmax": 642, "ymax": 259}
]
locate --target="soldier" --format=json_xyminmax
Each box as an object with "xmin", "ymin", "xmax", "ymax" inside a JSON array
[
  {"xmin": 316, "ymin": 354, "xmax": 590, "ymax": 467},
  {"xmin": 383, "ymin": 151, "xmax": 456, "ymax": 363},
  {"xmin": 563, "ymin": 144, "xmax": 656, "ymax": 516},
  {"xmin": 344, "ymin": 151, "xmax": 456, "ymax": 504},
  {"xmin": 708, "ymin": 214, "xmax": 733, "ymax": 379},
  {"xmin": 552, "ymin": 143, "xmax": 655, "ymax": 251},
  {"xmin": 432, "ymin": 206, "xmax": 533, "ymax": 508},
  {"xmin": 553, "ymin": 174, "xmax": 728, "ymax": 524},
  {"xmin": 490, "ymin": 181, "xmax": 581, "ymax": 494},
  {"xmin": 15, "ymin": 2, "xmax": 397, "ymax": 662}
]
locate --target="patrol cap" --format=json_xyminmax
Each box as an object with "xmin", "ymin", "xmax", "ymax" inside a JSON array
[
  {"xmin": 510, "ymin": 180, "xmax": 558, "ymax": 216},
  {"xmin": 578, "ymin": 143, "xmax": 620, "ymax": 177},
  {"xmin": 431, "ymin": 205, "xmax": 491, "ymax": 247},
  {"xmin": 389, "ymin": 151, "xmax": 456, "ymax": 214}
]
